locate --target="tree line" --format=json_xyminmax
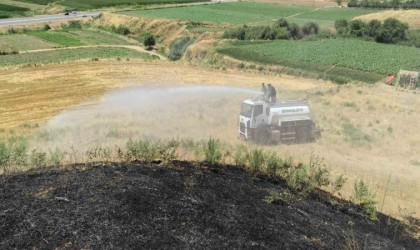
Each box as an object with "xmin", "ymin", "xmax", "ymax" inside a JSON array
[
  {"xmin": 348, "ymin": 0, "xmax": 420, "ymax": 9},
  {"xmin": 335, "ymin": 18, "xmax": 409, "ymax": 44},
  {"xmin": 223, "ymin": 18, "xmax": 320, "ymax": 41}
]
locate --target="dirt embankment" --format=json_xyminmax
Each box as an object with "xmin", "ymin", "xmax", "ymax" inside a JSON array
[
  {"xmin": 1, "ymin": 162, "xmax": 419, "ymax": 249},
  {"xmin": 94, "ymin": 12, "xmax": 190, "ymax": 45}
]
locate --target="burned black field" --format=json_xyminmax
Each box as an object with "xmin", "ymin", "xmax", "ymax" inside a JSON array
[{"xmin": 1, "ymin": 162, "xmax": 419, "ymax": 249}]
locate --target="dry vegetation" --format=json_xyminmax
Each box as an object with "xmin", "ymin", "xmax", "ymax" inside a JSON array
[
  {"xmin": 0, "ymin": 60, "xmax": 419, "ymax": 222},
  {"xmin": 355, "ymin": 9, "xmax": 420, "ymax": 29}
]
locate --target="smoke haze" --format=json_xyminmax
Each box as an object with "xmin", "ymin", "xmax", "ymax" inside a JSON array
[{"xmin": 34, "ymin": 85, "xmax": 261, "ymax": 150}]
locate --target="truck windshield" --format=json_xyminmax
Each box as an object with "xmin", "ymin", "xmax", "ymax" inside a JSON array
[{"xmin": 241, "ymin": 103, "xmax": 253, "ymax": 118}]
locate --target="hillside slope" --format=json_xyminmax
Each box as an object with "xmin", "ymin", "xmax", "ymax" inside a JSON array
[{"xmin": 1, "ymin": 162, "xmax": 418, "ymax": 249}]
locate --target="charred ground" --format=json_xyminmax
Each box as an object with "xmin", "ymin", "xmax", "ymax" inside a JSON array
[{"xmin": 1, "ymin": 162, "xmax": 419, "ymax": 249}]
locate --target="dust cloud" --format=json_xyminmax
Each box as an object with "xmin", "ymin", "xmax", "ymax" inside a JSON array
[{"xmin": 33, "ymin": 85, "xmax": 261, "ymax": 150}]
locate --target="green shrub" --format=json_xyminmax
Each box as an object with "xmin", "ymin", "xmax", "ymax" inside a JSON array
[
  {"xmin": 352, "ymin": 179, "xmax": 378, "ymax": 221},
  {"xmin": 263, "ymin": 190, "xmax": 282, "ymax": 204},
  {"xmin": 7, "ymin": 28, "xmax": 17, "ymax": 34},
  {"xmin": 0, "ymin": 141, "xmax": 10, "ymax": 167},
  {"xmin": 302, "ymin": 22, "xmax": 319, "ymax": 36},
  {"xmin": 168, "ymin": 36, "xmax": 194, "ymax": 61},
  {"xmin": 330, "ymin": 174, "xmax": 347, "ymax": 195},
  {"xmin": 85, "ymin": 146, "xmax": 112, "ymax": 162},
  {"xmin": 126, "ymin": 138, "xmax": 159, "ymax": 162},
  {"xmin": 287, "ymin": 155, "xmax": 330, "ymax": 196},
  {"xmin": 43, "ymin": 24, "xmax": 51, "ymax": 31},
  {"xmin": 234, "ymin": 144, "xmax": 248, "ymax": 167},
  {"xmin": 143, "ymin": 34, "xmax": 156, "ymax": 48},
  {"xmin": 265, "ymin": 151, "xmax": 281, "ymax": 178},
  {"xmin": 30, "ymin": 149, "xmax": 47, "ymax": 168},
  {"xmin": 335, "ymin": 17, "xmax": 409, "ymax": 44},
  {"xmin": 49, "ymin": 148, "xmax": 66, "ymax": 167},
  {"xmin": 111, "ymin": 25, "xmax": 130, "ymax": 35},
  {"xmin": 204, "ymin": 138, "xmax": 222, "ymax": 165},
  {"xmin": 247, "ymin": 148, "xmax": 265, "ymax": 175},
  {"xmin": 62, "ymin": 21, "xmax": 82, "ymax": 30},
  {"xmin": 306, "ymin": 155, "xmax": 330, "ymax": 188},
  {"xmin": 349, "ymin": 19, "xmax": 366, "ymax": 37},
  {"xmin": 158, "ymin": 139, "xmax": 180, "ymax": 163},
  {"xmin": 223, "ymin": 26, "xmax": 246, "ymax": 40},
  {"xmin": 8, "ymin": 135, "xmax": 27, "ymax": 167}
]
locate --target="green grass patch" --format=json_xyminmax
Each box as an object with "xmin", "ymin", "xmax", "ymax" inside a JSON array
[
  {"xmin": 0, "ymin": 47, "xmax": 154, "ymax": 67},
  {"xmin": 30, "ymin": 31, "xmax": 85, "ymax": 46},
  {"xmin": 0, "ymin": 3, "xmax": 29, "ymax": 18},
  {"xmin": 0, "ymin": 34, "xmax": 56, "ymax": 51},
  {"xmin": 121, "ymin": 2, "xmax": 313, "ymax": 25},
  {"xmin": 17, "ymin": 0, "xmax": 209, "ymax": 9},
  {"xmin": 121, "ymin": 3, "xmax": 382, "ymax": 27},
  {"xmin": 15, "ymin": 0, "xmax": 56, "ymax": 5},
  {"xmin": 29, "ymin": 29, "xmax": 135, "ymax": 47},
  {"xmin": 218, "ymin": 39, "xmax": 420, "ymax": 83}
]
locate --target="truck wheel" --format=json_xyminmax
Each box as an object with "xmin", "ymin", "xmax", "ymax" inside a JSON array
[
  {"xmin": 297, "ymin": 128, "xmax": 310, "ymax": 143},
  {"xmin": 254, "ymin": 128, "xmax": 269, "ymax": 145}
]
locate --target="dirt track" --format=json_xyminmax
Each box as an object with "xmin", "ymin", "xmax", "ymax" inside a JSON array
[{"xmin": 1, "ymin": 162, "xmax": 418, "ymax": 249}]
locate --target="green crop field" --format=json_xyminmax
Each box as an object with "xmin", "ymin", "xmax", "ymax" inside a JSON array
[
  {"xmin": 121, "ymin": 2, "xmax": 380, "ymax": 26},
  {"xmin": 30, "ymin": 31, "xmax": 86, "ymax": 46},
  {"xmin": 0, "ymin": 3, "xmax": 29, "ymax": 18},
  {"xmin": 122, "ymin": 2, "xmax": 312, "ymax": 25},
  {"xmin": 0, "ymin": 34, "xmax": 56, "ymax": 51},
  {"xmin": 30, "ymin": 29, "xmax": 136, "ymax": 47},
  {"xmin": 15, "ymin": 0, "xmax": 208, "ymax": 9},
  {"xmin": 0, "ymin": 47, "xmax": 154, "ymax": 67},
  {"xmin": 218, "ymin": 39, "xmax": 420, "ymax": 83}
]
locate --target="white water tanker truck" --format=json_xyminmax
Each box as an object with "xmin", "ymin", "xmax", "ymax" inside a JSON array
[{"xmin": 238, "ymin": 97, "xmax": 321, "ymax": 144}]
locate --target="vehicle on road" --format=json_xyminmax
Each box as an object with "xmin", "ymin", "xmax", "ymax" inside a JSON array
[{"xmin": 239, "ymin": 97, "xmax": 320, "ymax": 144}]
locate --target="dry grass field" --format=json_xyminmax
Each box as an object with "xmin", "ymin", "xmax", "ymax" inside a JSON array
[
  {"xmin": 355, "ymin": 9, "xmax": 420, "ymax": 29},
  {"xmin": 0, "ymin": 34, "xmax": 56, "ymax": 51},
  {"xmin": 0, "ymin": 60, "xmax": 419, "ymax": 220}
]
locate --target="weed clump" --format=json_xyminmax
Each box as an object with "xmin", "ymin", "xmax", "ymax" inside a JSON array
[
  {"xmin": 167, "ymin": 37, "xmax": 194, "ymax": 61},
  {"xmin": 204, "ymin": 138, "xmax": 222, "ymax": 165},
  {"xmin": 30, "ymin": 149, "xmax": 47, "ymax": 168},
  {"xmin": 352, "ymin": 179, "xmax": 378, "ymax": 221},
  {"xmin": 126, "ymin": 138, "xmax": 159, "ymax": 162},
  {"xmin": 234, "ymin": 144, "xmax": 248, "ymax": 167},
  {"xmin": 247, "ymin": 148, "xmax": 265, "ymax": 175}
]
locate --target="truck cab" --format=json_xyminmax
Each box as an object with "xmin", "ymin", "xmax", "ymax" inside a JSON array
[
  {"xmin": 239, "ymin": 98, "xmax": 320, "ymax": 144},
  {"xmin": 239, "ymin": 100, "xmax": 266, "ymax": 139}
]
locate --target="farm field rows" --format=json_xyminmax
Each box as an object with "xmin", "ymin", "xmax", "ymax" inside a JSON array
[
  {"xmin": 0, "ymin": 34, "xmax": 56, "ymax": 51},
  {"xmin": 0, "ymin": 29, "xmax": 137, "ymax": 52},
  {"xmin": 12, "ymin": 0, "xmax": 210, "ymax": 10},
  {"xmin": 218, "ymin": 39, "xmax": 420, "ymax": 81},
  {"xmin": 121, "ymin": 2, "xmax": 379, "ymax": 26},
  {"xmin": 0, "ymin": 47, "xmax": 154, "ymax": 67}
]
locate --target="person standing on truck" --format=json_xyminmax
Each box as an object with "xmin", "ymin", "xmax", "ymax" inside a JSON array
[
  {"xmin": 261, "ymin": 83, "xmax": 267, "ymax": 101},
  {"xmin": 267, "ymin": 84, "xmax": 277, "ymax": 103}
]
